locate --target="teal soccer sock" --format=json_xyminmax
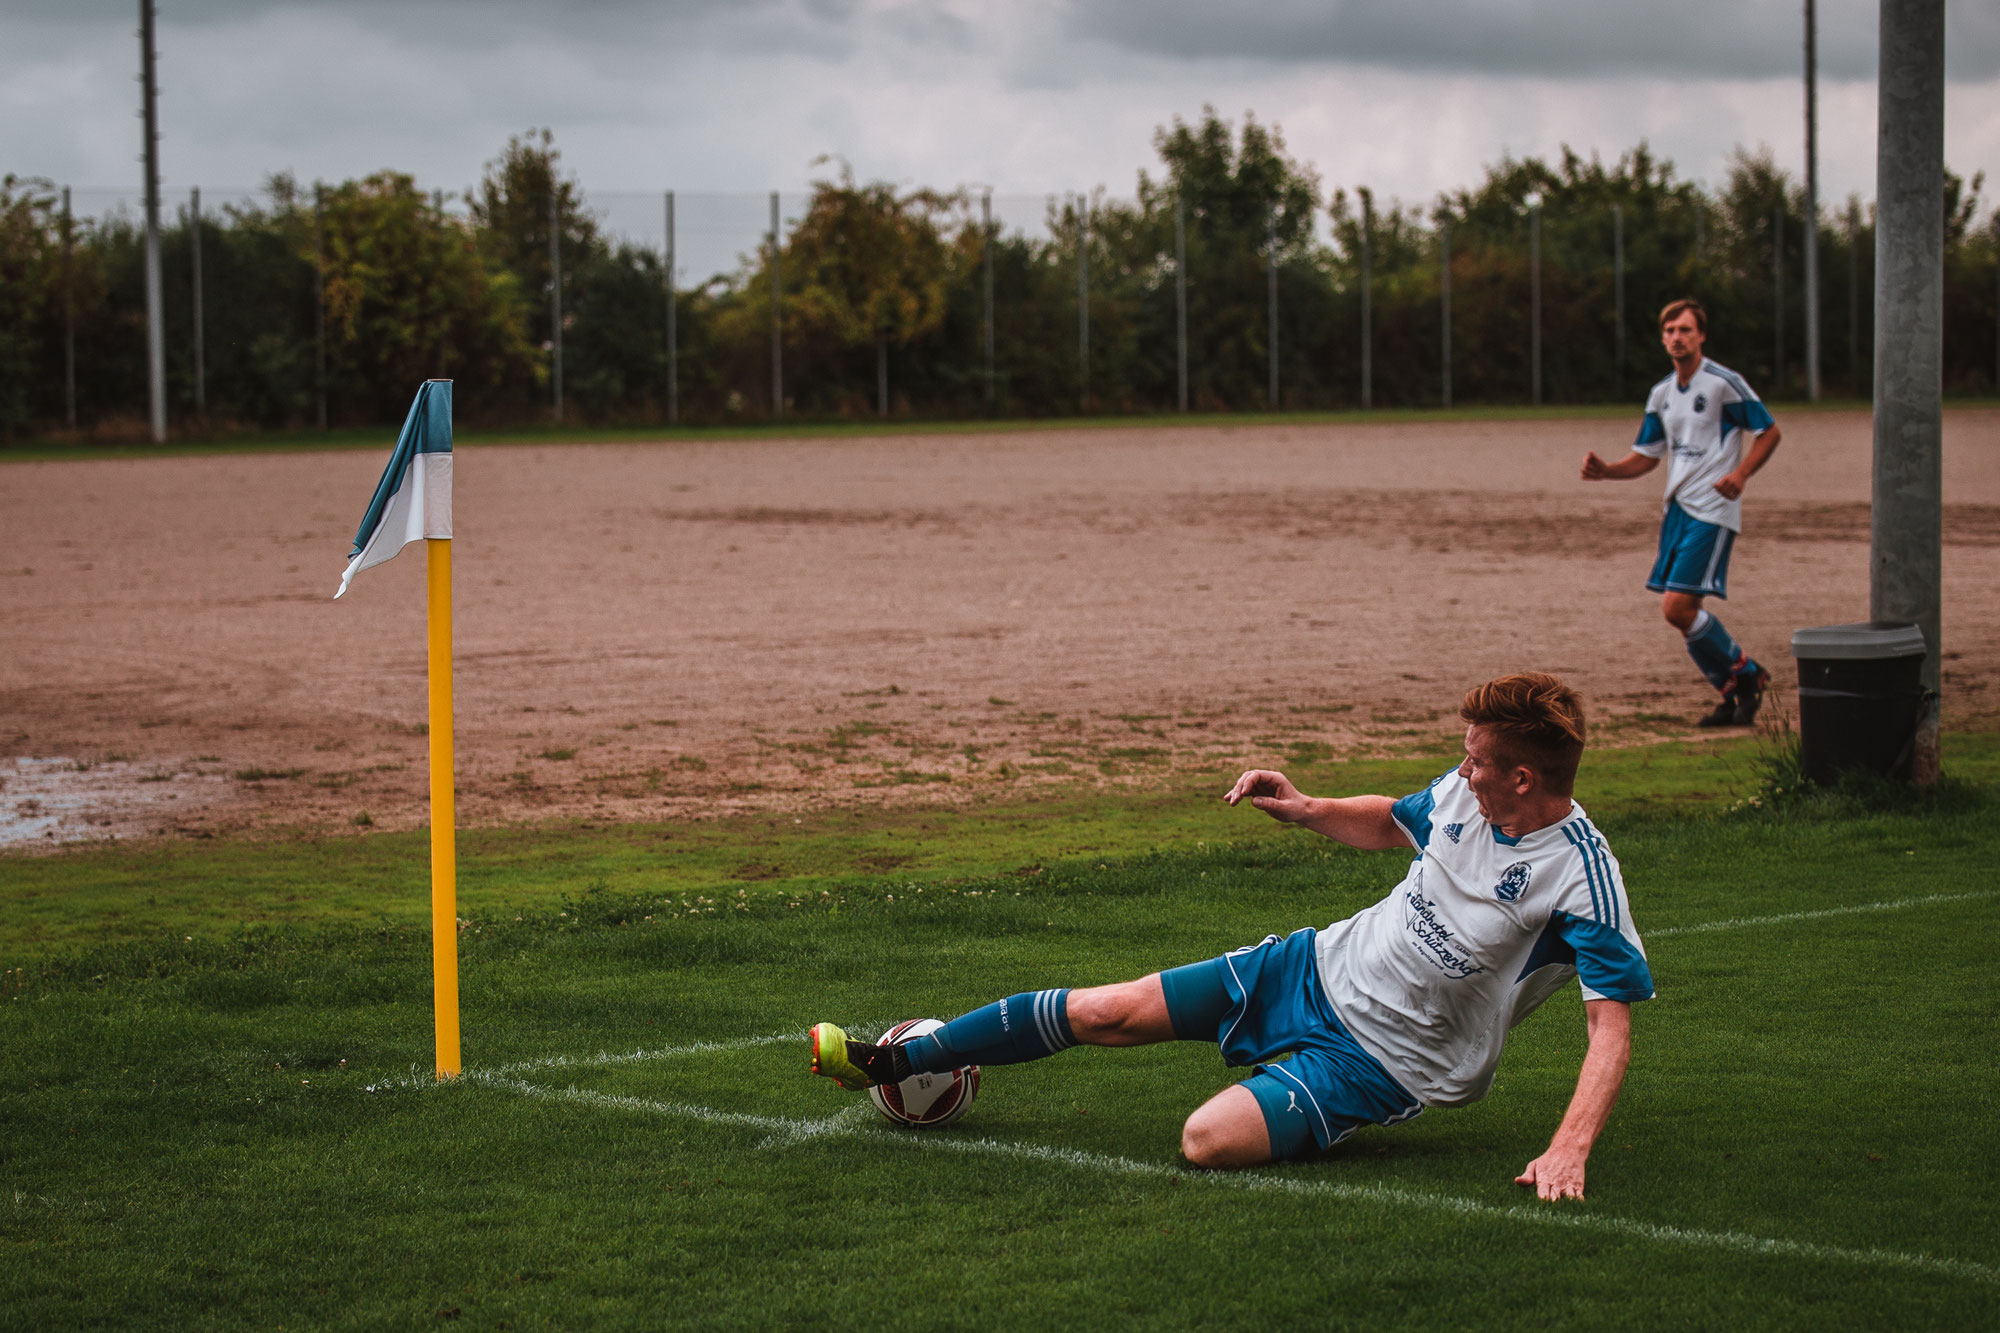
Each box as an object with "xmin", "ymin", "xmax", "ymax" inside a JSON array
[
  {"xmin": 1685, "ymin": 610, "xmax": 1757, "ymax": 696},
  {"xmin": 903, "ymin": 990, "xmax": 1074, "ymax": 1074}
]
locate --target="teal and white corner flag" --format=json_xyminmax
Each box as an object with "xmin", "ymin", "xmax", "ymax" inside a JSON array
[{"xmin": 335, "ymin": 380, "xmax": 453, "ymax": 598}]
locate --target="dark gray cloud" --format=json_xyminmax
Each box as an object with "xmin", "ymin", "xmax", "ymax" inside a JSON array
[{"xmin": 1063, "ymin": 0, "xmax": 1998, "ymax": 82}]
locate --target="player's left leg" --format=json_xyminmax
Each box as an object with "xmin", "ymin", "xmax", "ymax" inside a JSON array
[{"xmin": 1181, "ymin": 1084, "xmax": 1273, "ymax": 1168}]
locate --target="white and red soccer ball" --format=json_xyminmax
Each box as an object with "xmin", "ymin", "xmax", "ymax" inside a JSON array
[{"xmin": 867, "ymin": 1019, "xmax": 980, "ymax": 1127}]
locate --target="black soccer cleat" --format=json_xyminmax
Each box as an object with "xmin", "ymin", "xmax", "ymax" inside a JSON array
[
  {"xmin": 1695, "ymin": 698, "xmax": 1739, "ymax": 728},
  {"xmin": 1732, "ymin": 665, "xmax": 1768, "ymax": 727}
]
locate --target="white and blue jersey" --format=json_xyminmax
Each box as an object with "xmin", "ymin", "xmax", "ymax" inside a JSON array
[
  {"xmin": 1632, "ymin": 358, "xmax": 1774, "ymax": 534},
  {"xmin": 1312, "ymin": 768, "xmax": 1653, "ymax": 1108}
]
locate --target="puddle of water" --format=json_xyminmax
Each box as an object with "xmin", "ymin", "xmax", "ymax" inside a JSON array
[{"xmin": 0, "ymin": 757, "xmax": 230, "ymax": 849}]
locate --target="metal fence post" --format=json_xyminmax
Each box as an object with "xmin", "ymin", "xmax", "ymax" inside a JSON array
[
  {"xmin": 191, "ymin": 186, "xmax": 205, "ymax": 415},
  {"xmin": 1267, "ymin": 203, "xmax": 1279, "ymax": 410},
  {"xmin": 1529, "ymin": 197, "xmax": 1541, "ymax": 406},
  {"xmin": 314, "ymin": 185, "xmax": 326, "ymax": 431},
  {"xmin": 139, "ymin": 0, "xmax": 165, "ymax": 443},
  {"xmin": 1361, "ymin": 189, "xmax": 1373, "ymax": 410},
  {"xmin": 770, "ymin": 191, "xmax": 783, "ymax": 420},
  {"xmin": 1175, "ymin": 193, "xmax": 1187, "ymax": 412},
  {"xmin": 664, "ymin": 190, "xmax": 677, "ymax": 425},
  {"xmin": 1439, "ymin": 214, "xmax": 1452, "ymax": 409},
  {"xmin": 1613, "ymin": 202, "xmax": 1625, "ymax": 400},
  {"xmin": 62, "ymin": 185, "xmax": 75, "ymax": 430},
  {"xmin": 1773, "ymin": 204, "xmax": 1785, "ymax": 392},
  {"xmin": 982, "ymin": 190, "xmax": 995, "ymax": 409},
  {"xmin": 1872, "ymin": 0, "xmax": 1945, "ymax": 783},
  {"xmin": 1077, "ymin": 196, "xmax": 1090, "ymax": 413},
  {"xmin": 549, "ymin": 189, "xmax": 562, "ymax": 422},
  {"xmin": 1805, "ymin": 0, "xmax": 1822, "ymax": 401}
]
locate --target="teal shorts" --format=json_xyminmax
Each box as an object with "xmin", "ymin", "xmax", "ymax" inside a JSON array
[{"xmin": 1160, "ymin": 928, "xmax": 1423, "ymax": 1160}]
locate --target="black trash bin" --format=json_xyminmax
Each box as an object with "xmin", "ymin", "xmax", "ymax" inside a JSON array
[{"xmin": 1789, "ymin": 623, "xmax": 1928, "ymax": 784}]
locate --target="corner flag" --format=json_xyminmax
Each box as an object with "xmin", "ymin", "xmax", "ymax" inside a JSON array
[
  {"xmin": 336, "ymin": 379, "xmax": 454, "ymax": 599},
  {"xmin": 334, "ymin": 378, "xmax": 460, "ymax": 1079}
]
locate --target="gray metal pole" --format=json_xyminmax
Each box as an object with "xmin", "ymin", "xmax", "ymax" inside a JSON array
[
  {"xmin": 1361, "ymin": 189, "xmax": 1373, "ymax": 410},
  {"xmin": 1774, "ymin": 205, "xmax": 1786, "ymax": 392},
  {"xmin": 770, "ymin": 191, "xmax": 782, "ymax": 420},
  {"xmin": 1175, "ymin": 194, "xmax": 1188, "ymax": 412},
  {"xmin": 1267, "ymin": 204, "xmax": 1279, "ymax": 410},
  {"xmin": 191, "ymin": 186, "xmax": 204, "ymax": 415},
  {"xmin": 1529, "ymin": 201, "xmax": 1542, "ymax": 406},
  {"xmin": 139, "ymin": 0, "xmax": 165, "ymax": 443},
  {"xmin": 1077, "ymin": 197, "xmax": 1090, "ymax": 413},
  {"xmin": 1439, "ymin": 215, "xmax": 1452, "ymax": 409},
  {"xmin": 62, "ymin": 186, "xmax": 75, "ymax": 431},
  {"xmin": 1805, "ymin": 0, "xmax": 1822, "ymax": 401},
  {"xmin": 1872, "ymin": 0, "xmax": 1945, "ymax": 784},
  {"xmin": 1613, "ymin": 202, "xmax": 1625, "ymax": 399},
  {"xmin": 982, "ymin": 190, "xmax": 994, "ymax": 409},
  {"xmin": 1849, "ymin": 202, "xmax": 1861, "ymax": 390},
  {"xmin": 665, "ymin": 191, "xmax": 677, "ymax": 426},
  {"xmin": 549, "ymin": 189, "xmax": 562, "ymax": 422},
  {"xmin": 313, "ymin": 186, "xmax": 326, "ymax": 431}
]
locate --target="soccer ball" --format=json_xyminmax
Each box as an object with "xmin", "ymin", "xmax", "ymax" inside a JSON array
[{"xmin": 866, "ymin": 1019, "xmax": 980, "ymax": 1127}]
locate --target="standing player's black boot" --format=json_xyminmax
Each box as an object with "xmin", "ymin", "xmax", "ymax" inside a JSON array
[
  {"xmin": 1695, "ymin": 697, "xmax": 1738, "ymax": 728},
  {"xmin": 1731, "ymin": 664, "xmax": 1768, "ymax": 726}
]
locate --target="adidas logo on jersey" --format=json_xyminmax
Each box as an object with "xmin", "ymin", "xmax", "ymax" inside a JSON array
[{"xmin": 1442, "ymin": 823, "xmax": 1463, "ymax": 843}]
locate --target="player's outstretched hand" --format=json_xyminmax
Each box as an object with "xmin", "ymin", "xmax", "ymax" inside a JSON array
[
  {"xmin": 1223, "ymin": 770, "xmax": 1312, "ymax": 824},
  {"xmin": 1515, "ymin": 1150, "xmax": 1587, "ymax": 1202},
  {"xmin": 1580, "ymin": 450, "xmax": 1609, "ymax": 481}
]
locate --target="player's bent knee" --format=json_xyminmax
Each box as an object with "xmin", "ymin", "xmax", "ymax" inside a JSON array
[{"xmin": 1180, "ymin": 1088, "xmax": 1272, "ymax": 1169}]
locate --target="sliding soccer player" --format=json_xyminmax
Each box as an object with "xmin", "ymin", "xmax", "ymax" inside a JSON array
[
  {"xmin": 1582, "ymin": 298, "xmax": 1783, "ymax": 727},
  {"xmin": 811, "ymin": 674, "xmax": 1652, "ymax": 1201}
]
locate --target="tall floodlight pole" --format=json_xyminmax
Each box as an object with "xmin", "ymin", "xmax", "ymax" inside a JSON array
[
  {"xmin": 982, "ymin": 190, "xmax": 995, "ymax": 409},
  {"xmin": 191, "ymin": 186, "xmax": 205, "ymax": 415},
  {"xmin": 1439, "ymin": 214, "xmax": 1452, "ymax": 409},
  {"xmin": 1267, "ymin": 204, "xmax": 1279, "ymax": 410},
  {"xmin": 1872, "ymin": 0, "xmax": 1945, "ymax": 784},
  {"xmin": 1774, "ymin": 205, "xmax": 1786, "ymax": 391},
  {"xmin": 664, "ymin": 191, "xmax": 677, "ymax": 426},
  {"xmin": 1175, "ymin": 194, "xmax": 1188, "ymax": 412},
  {"xmin": 548, "ymin": 189, "xmax": 562, "ymax": 422},
  {"xmin": 770, "ymin": 191, "xmax": 783, "ymax": 420},
  {"xmin": 1529, "ymin": 194, "xmax": 1542, "ymax": 406},
  {"xmin": 1077, "ymin": 197, "xmax": 1090, "ymax": 413},
  {"xmin": 1360, "ymin": 189, "xmax": 1373, "ymax": 410},
  {"xmin": 1613, "ymin": 202, "xmax": 1626, "ymax": 399},
  {"xmin": 138, "ymin": 0, "xmax": 165, "ymax": 443},
  {"xmin": 313, "ymin": 185, "xmax": 327, "ymax": 430},
  {"xmin": 62, "ymin": 186, "xmax": 75, "ymax": 430},
  {"xmin": 1805, "ymin": 0, "xmax": 1822, "ymax": 401}
]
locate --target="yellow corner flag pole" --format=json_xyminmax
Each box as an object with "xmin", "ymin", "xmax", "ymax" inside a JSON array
[{"xmin": 428, "ymin": 535, "xmax": 460, "ymax": 1078}]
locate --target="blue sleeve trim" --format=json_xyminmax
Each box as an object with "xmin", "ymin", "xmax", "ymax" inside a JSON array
[
  {"xmin": 1722, "ymin": 399, "xmax": 1775, "ymax": 436},
  {"xmin": 1389, "ymin": 771, "xmax": 1451, "ymax": 852},
  {"xmin": 1634, "ymin": 411, "xmax": 1666, "ymax": 446},
  {"xmin": 1553, "ymin": 910, "xmax": 1654, "ymax": 1002}
]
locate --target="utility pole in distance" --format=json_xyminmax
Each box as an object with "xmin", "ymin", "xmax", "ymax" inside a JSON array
[
  {"xmin": 982, "ymin": 190, "xmax": 995, "ymax": 410},
  {"xmin": 1872, "ymin": 0, "xmax": 1945, "ymax": 784},
  {"xmin": 548, "ymin": 189, "xmax": 562, "ymax": 422},
  {"xmin": 138, "ymin": 0, "xmax": 165, "ymax": 443},
  {"xmin": 62, "ymin": 186, "xmax": 75, "ymax": 430},
  {"xmin": 769, "ymin": 191, "xmax": 782, "ymax": 420},
  {"xmin": 1175, "ymin": 194, "xmax": 1188, "ymax": 412},
  {"xmin": 191, "ymin": 186, "xmax": 205, "ymax": 415},
  {"xmin": 1527, "ymin": 192, "xmax": 1542, "ymax": 406},
  {"xmin": 1267, "ymin": 203, "xmax": 1279, "ymax": 410},
  {"xmin": 664, "ymin": 191, "xmax": 677, "ymax": 426},
  {"xmin": 1360, "ymin": 188, "xmax": 1373, "ymax": 410},
  {"xmin": 1439, "ymin": 214, "xmax": 1451, "ymax": 409}
]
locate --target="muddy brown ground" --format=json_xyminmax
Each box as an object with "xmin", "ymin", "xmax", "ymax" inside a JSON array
[{"xmin": 4, "ymin": 409, "xmax": 1997, "ymax": 848}]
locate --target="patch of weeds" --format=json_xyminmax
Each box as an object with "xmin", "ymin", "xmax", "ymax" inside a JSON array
[
  {"xmin": 670, "ymin": 755, "xmax": 709, "ymax": 772},
  {"xmin": 137, "ymin": 770, "xmax": 176, "ymax": 784},
  {"xmin": 313, "ymin": 772, "xmax": 359, "ymax": 790},
  {"xmin": 350, "ymin": 811, "xmax": 373, "ymax": 826},
  {"xmin": 988, "ymin": 697, "xmax": 1016, "ymax": 707},
  {"xmin": 234, "ymin": 767, "xmax": 305, "ymax": 782},
  {"xmin": 1100, "ymin": 747, "xmax": 1167, "ymax": 763},
  {"xmin": 538, "ymin": 748, "xmax": 577, "ymax": 762}
]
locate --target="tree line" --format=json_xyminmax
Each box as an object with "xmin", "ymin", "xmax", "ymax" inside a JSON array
[{"xmin": 2, "ymin": 110, "xmax": 1995, "ymax": 441}]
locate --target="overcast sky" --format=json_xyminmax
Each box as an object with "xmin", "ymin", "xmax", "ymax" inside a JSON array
[{"xmin": 7, "ymin": 0, "xmax": 1998, "ymax": 270}]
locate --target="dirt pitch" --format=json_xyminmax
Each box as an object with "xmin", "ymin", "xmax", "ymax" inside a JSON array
[{"xmin": 4, "ymin": 409, "xmax": 1997, "ymax": 848}]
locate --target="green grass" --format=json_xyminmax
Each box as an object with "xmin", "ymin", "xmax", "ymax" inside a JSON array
[{"xmin": 4, "ymin": 737, "xmax": 1998, "ymax": 1327}]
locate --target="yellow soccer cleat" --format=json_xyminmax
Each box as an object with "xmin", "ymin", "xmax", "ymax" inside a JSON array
[{"xmin": 810, "ymin": 1022, "xmax": 873, "ymax": 1091}]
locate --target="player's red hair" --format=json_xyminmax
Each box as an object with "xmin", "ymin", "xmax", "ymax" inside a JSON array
[{"xmin": 1459, "ymin": 673, "xmax": 1586, "ymax": 795}]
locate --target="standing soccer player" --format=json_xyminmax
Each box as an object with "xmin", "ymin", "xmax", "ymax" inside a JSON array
[{"xmin": 1582, "ymin": 299, "xmax": 1782, "ymax": 727}]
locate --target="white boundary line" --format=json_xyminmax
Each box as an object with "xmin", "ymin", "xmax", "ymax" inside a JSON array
[{"xmin": 1648, "ymin": 888, "xmax": 2000, "ymax": 939}]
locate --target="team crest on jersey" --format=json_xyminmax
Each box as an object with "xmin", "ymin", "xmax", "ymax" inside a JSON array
[
  {"xmin": 1693, "ymin": 392, "xmax": 1707, "ymax": 413},
  {"xmin": 1443, "ymin": 822, "xmax": 1463, "ymax": 844},
  {"xmin": 1494, "ymin": 861, "xmax": 1532, "ymax": 902}
]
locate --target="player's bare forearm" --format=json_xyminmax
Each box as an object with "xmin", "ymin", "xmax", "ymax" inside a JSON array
[
  {"xmin": 1223, "ymin": 773, "xmax": 1406, "ymax": 850},
  {"xmin": 1715, "ymin": 426, "xmax": 1781, "ymax": 499},
  {"xmin": 1514, "ymin": 999, "xmax": 1631, "ymax": 1201},
  {"xmin": 1580, "ymin": 450, "xmax": 1659, "ymax": 482}
]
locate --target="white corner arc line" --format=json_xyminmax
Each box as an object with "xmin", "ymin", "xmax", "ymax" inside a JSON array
[{"xmin": 1649, "ymin": 889, "xmax": 2000, "ymax": 940}]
